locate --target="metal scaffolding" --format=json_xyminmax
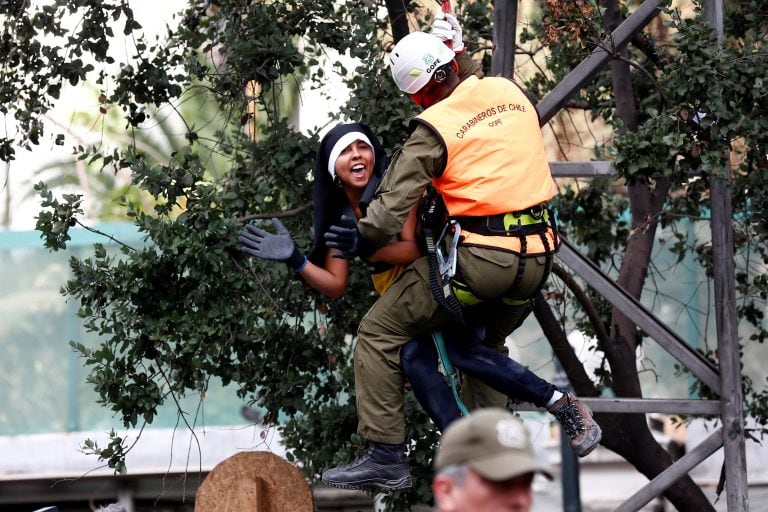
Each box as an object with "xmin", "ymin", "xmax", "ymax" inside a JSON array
[{"xmin": 529, "ymin": 0, "xmax": 748, "ymax": 510}]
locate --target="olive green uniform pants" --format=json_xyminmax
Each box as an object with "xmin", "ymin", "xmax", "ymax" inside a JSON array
[{"xmin": 355, "ymin": 245, "xmax": 549, "ymax": 444}]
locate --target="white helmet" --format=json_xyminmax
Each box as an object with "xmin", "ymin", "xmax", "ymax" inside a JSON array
[{"xmin": 389, "ymin": 31, "xmax": 456, "ymax": 94}]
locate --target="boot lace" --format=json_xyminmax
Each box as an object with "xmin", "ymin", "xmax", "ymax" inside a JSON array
[{"xmin": 551, "ymin": 396, "xmax": 585, "ymax": 441}]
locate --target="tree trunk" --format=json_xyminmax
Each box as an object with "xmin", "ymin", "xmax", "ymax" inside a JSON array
[
  {"xmin": 384, "ymin": 0, "xmax": 410, "ymax": 44},
  {"xmin": 593, "ymin": 1, "xmax": 715, "ymax": 510},
  {"xmin": 534, "ymin": 292, "xmax": 601, "ymax": 395}
]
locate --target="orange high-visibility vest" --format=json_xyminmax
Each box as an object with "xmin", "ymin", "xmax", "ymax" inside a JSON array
[{"xmin": 416, "ymin": 76, "xmax": 557, "ymax": 254}]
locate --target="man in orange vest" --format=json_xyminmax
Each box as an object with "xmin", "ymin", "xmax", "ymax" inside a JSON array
[{"xmin": 322, "ymin": 29, "xmax": 601, "ymax": 491}]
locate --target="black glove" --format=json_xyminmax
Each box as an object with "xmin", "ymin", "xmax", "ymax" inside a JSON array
[
  {"xmin": 323, "ymin": 215, "xmax": 377, "ymax": 260},
  {"xmin": 238, "ymin": 218, "xmax": 307, "ymax": 271}
]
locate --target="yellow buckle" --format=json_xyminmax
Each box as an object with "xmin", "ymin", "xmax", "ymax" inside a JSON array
[{"xmin": 502, "ymin": 206, "xmax": 548, "ymax": 231}]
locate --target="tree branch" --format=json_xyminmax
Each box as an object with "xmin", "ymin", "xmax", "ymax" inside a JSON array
[
  {"xmin": 74, "ymin": 219, "xmax": 137, "ymax": 252},
  {"xmin": 551, "ymin": 263, "xmax": 611, "ymax": 349},
  {"xmin": 236, "ymin": 201, "xmax": 313, "ymax": 223},
  {"xmin": 533, "ymin": 291, "xmax": 601, "ymax": 396}
]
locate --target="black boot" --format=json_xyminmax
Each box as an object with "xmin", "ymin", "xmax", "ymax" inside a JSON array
[{"xmin": 321, "ymin": 442, "xmax": 412, "ymax": 491}]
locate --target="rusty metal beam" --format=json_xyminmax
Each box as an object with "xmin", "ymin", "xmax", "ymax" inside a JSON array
[
  {"xmin": 536, "ymin": 0, "xmax": 663, "ymax": 124},
  {"xmin": 513, "ymin": 398, "xmax": 720, "ymax": 415},
  {"xmin": 556, "ymin": 237, "xmax": 721, "ymax": 391},
  {"xmin": 491, "ymin": 0, "xmax": 518, "ymax": 78},
  {"xmin": 549, "ymin": 161, "xmax": 615, "ymax": 177},
  {"xmin": 615, "ymin": 427, "xmax": 724, "ymax": 512}
]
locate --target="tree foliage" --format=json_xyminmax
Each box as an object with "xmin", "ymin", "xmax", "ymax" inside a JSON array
[
  {"xmin": 525, "ymin": 3, "xmax": 766, "ymax": 509},
  {"xmin": 3, "ymin": 0, "xmax": 767, "ymax": 509},
  {"xmin": 10, "ymin": 0, "xmax": 440, "ymax": 508},
  {"xmin": 533, "ymin": 0, "xmax": 767, "ymax": 395}
]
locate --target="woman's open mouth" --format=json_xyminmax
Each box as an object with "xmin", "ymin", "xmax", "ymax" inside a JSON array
[{"xmin": 351, "ymin": 164, "xmax": 367, "ymax": 178}]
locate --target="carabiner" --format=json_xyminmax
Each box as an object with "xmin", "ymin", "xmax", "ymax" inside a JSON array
[{"xmin": 436, "ymin": 220, "xmax": 461, "ymax": 280}]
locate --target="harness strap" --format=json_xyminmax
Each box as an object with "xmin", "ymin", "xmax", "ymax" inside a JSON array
[
  {"xmin": 450, "ymin": 208, "xmax": 562, "ymax": 308},
  {"xmin": 428, "ymin": 250, "xmax": 465, "ymax": 324},
  {"xmin": 511, "ymin": 231, "xmax": 528, "ymax": 290},
  {"xmin": 533, "ymin": 206, "xmax": 560, "ymax": 291},
  {"xmin": 421, "ymin": 193, "xmax": 468, "ymax": 415}
]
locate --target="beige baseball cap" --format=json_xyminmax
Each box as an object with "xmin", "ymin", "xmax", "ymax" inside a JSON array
[{"xmin": 434, "ymin": 408, "xmax": 553, "ymax": 481}]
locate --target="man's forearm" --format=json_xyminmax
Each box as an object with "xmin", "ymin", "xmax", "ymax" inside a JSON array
[{"xmin": 358, "ymin": 203, "xmax": 403, "ymax": 247}]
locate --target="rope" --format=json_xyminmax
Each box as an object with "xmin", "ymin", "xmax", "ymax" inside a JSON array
[{"xmin": 431, "ymin": 330, "xmax": 470, "ymax": 416}]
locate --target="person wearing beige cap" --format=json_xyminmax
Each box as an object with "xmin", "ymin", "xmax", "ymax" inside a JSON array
[{"xmin": 432, "ymin": 408, "xmax": 552, "ymax": 512}]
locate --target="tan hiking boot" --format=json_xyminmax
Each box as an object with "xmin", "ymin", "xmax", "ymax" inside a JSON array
[{"xmin": 547, "ymin": 392, "xmax": 602, "ymax": 457}]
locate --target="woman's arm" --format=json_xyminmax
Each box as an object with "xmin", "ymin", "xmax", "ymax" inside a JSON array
[
  {"xmin": 368, "ymin": 207, "xmax": 422, "ymax": 266},
  {"xmin": 306, "ymin": 207, "xmax": 420, "ymax": 298},
  {"xmin": 297, "ymin": 248, "xmax": 350, "ymax": 299},
  {"xmin": 239, "ymin": 218, "xmax": 351, "ymax": 299}
]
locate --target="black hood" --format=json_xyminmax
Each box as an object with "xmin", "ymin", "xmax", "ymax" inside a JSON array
[{"xmin": 307, "ymin": 122, "xmax": 387, "ymax": 266}]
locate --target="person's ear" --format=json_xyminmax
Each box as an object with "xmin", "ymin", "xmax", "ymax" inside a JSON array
[
  {"xmin": 433, "ymin": 475, "xmax": 460, "ymax": 511},
  {"xmin": 451, "ymin": 60, "xmax": 459, "ymax": 75}
]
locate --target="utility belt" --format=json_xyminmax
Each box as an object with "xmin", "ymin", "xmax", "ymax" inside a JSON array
[
  {"xmin": 452, "ymin": 204, "xmax": 551, "ymax": 237},
  {"xmin": 424, "ymin": 203, "xmax": 559, "ymax": 322}
]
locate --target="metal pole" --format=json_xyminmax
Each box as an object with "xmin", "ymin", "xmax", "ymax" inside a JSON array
[
  {"xmin": 710, "ymin": 166, "xmax": 749, "ymax": 511},
  {"xmin": 704, "ymin": 1, "xmax": 749, "ymax": 510},
  {"xmin": 553, "ymin": 362, "xmax": 581, "ymax": 512},
  {"xmin": 559, "ymin": 427, "xmax": 581, "ymax": 512},
  {"xmin": 711, "ymin": 169, "xmax": 749, "ymax": 512},
  {"xmin": 491, "ymin": 0, "xmax": 518, "ymax": 78}
]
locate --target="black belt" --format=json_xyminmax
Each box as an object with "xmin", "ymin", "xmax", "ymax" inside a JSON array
[{"xmin": 453, "ymin": 204, "xmax": 550, "ymax": 236}]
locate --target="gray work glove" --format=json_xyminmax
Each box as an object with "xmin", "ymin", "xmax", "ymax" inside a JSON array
[
  {"xmin": 239, "ymin": 218, "xmax": 306, "ymax": 271},
  {"xmin": 431, "ymin": 12, "xmax": 464, "ymax": 53}
]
